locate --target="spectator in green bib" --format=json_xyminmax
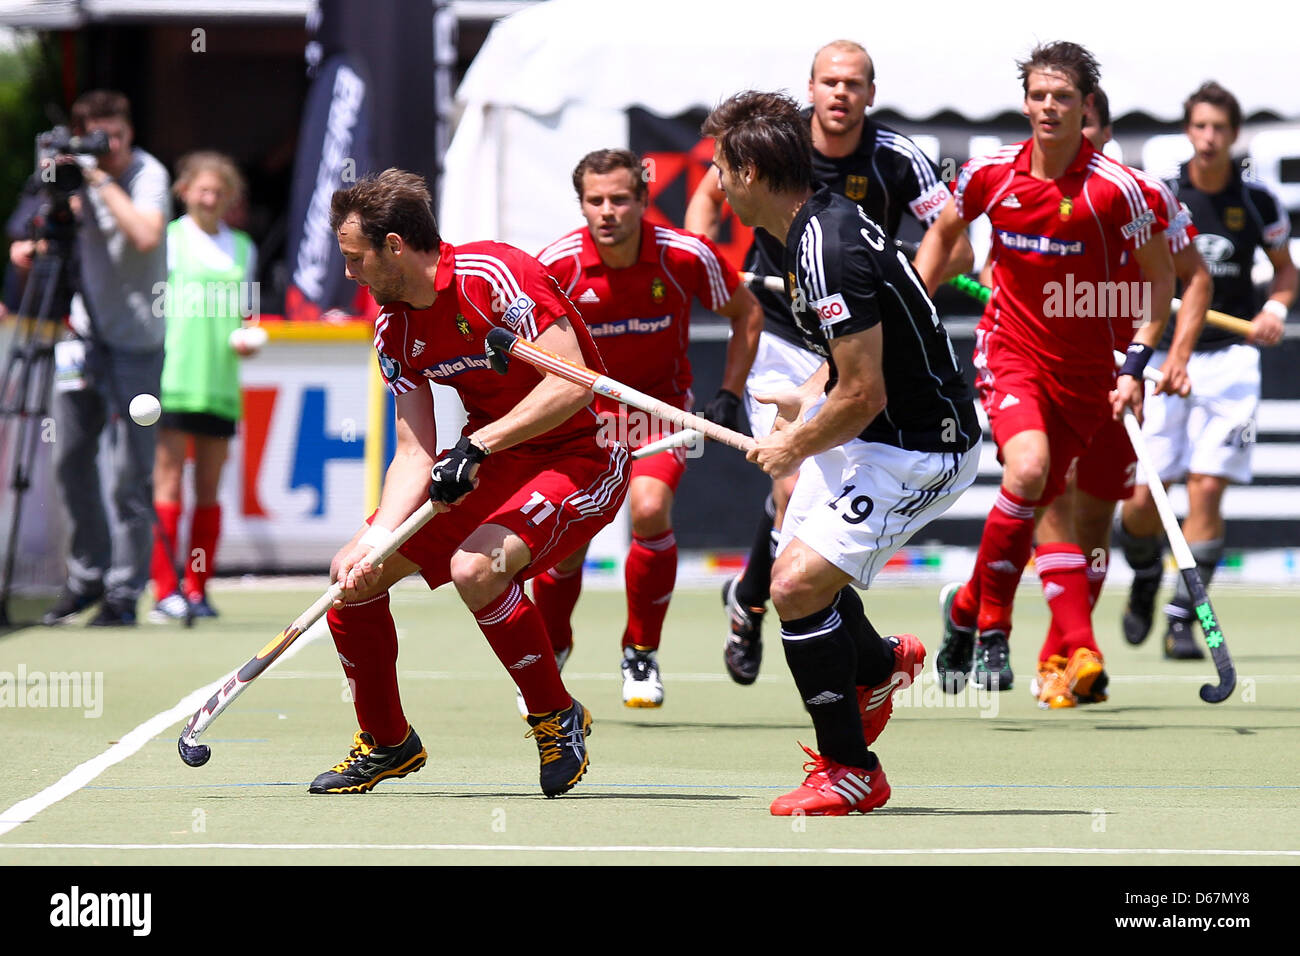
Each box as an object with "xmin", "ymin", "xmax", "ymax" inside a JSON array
[{"xmin": 150, "ymin": 152, "xmax": 261, "ymax": 622}]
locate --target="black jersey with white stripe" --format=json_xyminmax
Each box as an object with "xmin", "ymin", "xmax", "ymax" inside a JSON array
[
  {"xmin": 748, "ymin": 115, "xmax": 948, "ymax": 348},
  {"xmin": 1161, "ymin": 161, "xmax": 1291, "ymax": 351},
  {"xmin": 784, "ymin": 188, "xmax": 979, "ymax": 453}
]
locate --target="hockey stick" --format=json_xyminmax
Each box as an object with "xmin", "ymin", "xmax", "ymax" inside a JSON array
[
  {"xmin": 176, "ymin": 500, "xmax": 438, "ymax": 766},
  {"xmin": 484, "ymin": 327, "xmax": 754, "ymax": 454},
  {"xmin": 1120, "ymin": 410, "xmax": 1235, "ymax": 703},
  {"xmin": 632, "ymin": 427, "xmax": 703, "ymax": 459},
  {"xmin": 1170, "ymin": 298, "xmax": 1254, "ymax": 338}
]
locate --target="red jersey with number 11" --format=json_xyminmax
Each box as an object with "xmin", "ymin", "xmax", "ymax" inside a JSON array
[
  {"xmin": 954, "ymin": 137, "xmax": 1168, "ymax": 376},
  {"xmin": 373, "ymin": 240, "xmax": 608, "ymax": 456}
]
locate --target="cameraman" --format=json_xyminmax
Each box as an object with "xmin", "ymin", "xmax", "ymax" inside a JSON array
[{"xmin": 21, "ymin": 90, "xmax": 171, "ymax": 626}]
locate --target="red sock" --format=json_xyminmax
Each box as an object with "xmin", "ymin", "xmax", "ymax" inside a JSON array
[
  {"xmin": 973, "ymin": 488, "xmax": 1037, "ymax": 635},
  {"xmin": 1044, "ymin": 553, "xmax": 1109, "ymax": 650},
  {"xmin": 327, "ymin": 592, "xmax": 408, "ymax": 745},
  {"xmin": 151, "ymin": 501, "xmax": 181, "ymax": 600},
  {"xmin": 622, "ymin": 530, "xmax": 677, "ymax": 650},
  {"xmin": 1087, "ymin": 562, "xmax": 1107, "ymax": 608},
  {"xmin": 476, "ymin": 580, "xmax": 570, "ymax": 714},
  {"xmin": 184, "ymin": 504, "xmax": 221, "ymax": 600},
  {"xmin": 1035, "ymin": 543, "xmax": 1100, "ymax": 660},
  {"xmin": 531, "ymin": 565, "xmax": 584, "ymax": 654}
]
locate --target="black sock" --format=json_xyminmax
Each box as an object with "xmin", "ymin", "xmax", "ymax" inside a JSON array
[
  {"xmin": 735, "ymin": 495, "xmax": 777, "ymax": 610},
  {"xmin": 833, "ymin": 586, "xmax": 894, "ymax": 687},
  {"xmin": 781, "ymin": 604, "xmax": 875, "ymax": 770},
  {"xmin": 1170, "ymin": 538, "xmax": 1224, "ymax": 614},
  {"xmin": 1115, "ymin": 513, "xmax": 1163, "ymax": 578}
]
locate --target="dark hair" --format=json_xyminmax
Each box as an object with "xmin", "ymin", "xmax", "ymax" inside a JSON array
[
  {"xmin": 1090, "ymin": 86, "xmax": 1111, "ymax": 129},
  {"xmin": 810, "ymin": 39, "xmax": 875, "ymax": 86},
  {"xmin": 1017, "ymin": 41, "xmax": 1100, "ymax": 98},
  {"xmin": 1183, "ymin": 81, "xmax": 1242, "ymax": 132},
  {"xmin": 572, "ymin": 149, "xmax": 648, "ymax": 200},
  {"xmin": 71, "ymin": 90, "xmax": 132, "ymax": 132},
  {"xmin": 330, "ymin": 168, "xmax": 440, "ymax": 252},
  {"xmin": 701, "ymin": 90, "xmax": 812, "ymax": 194}
]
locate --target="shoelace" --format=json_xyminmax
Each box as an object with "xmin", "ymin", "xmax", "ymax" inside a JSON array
[
  {"xmin": 329, "ymin": 732, "xmax": 374, "ymax": 773},
  {"xmin": 797, "ymin": 744, "xmax": 833, "ymax": 781},
  {"xmin": 526, "ymin": 717, "xmax": 568, "ymax": 765},
  {"xmin": 982, "ymin": 639, "xmax": 1008, "ymax": 670},
  {"xmin": 626, "ymin": 655, "xmax": 654, "ymax": 681}
]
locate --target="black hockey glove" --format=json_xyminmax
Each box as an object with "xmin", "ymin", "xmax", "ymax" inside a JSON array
[
  {"xmin": 429, "ymin": 436, "xmax": 487, "ymax": 504},
  {"xmin": 699, "ymin": 388, "xmax": 744, "ymax": 433}
]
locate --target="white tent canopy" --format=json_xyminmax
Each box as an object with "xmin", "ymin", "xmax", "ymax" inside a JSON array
[{"xmin": 442, "ymin": 0, "xmax": 1300, "ymax": 248}]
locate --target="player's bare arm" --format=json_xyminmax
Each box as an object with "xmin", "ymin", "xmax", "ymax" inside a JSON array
[
  {"xmin": 1159, "ymin": 244, "xmax": 1213, "ymax": 396},
  {"xmin": 914, "ymin": 199, "xmax": 968, "ymax": 295},
  {"xmin": 684, "ymin": 175, "xmax": 726, "ymax": 242},
  {"xmin": 939, "ymin": 230, "xmax": 975, "ymax": 282},
  {"xmin": 1248, "ymin": 245, "xmax": 1297, "ymax": 347},
  {"xmin": 714, "ymin": 283, "xmax": 764, "ymax": 394},
  {"xmin": 753, "ymin": 361, "xmax": 830, "ymax": 427},
  {"xmin": 469, "ymin": 316, "xmax": 593, "ymax": 452},
  {"xmin": 1114, "ymin": 232, "xmax": 1175, "ymax": 417},
  {"xmin": 748, "ymin": 325, "xmax": 885, "ymax": 478}
]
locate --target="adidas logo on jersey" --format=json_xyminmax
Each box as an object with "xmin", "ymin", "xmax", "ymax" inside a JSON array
[
  {"xmin": 998, "ymin": 393, "xmax": 1020, "ymax": 410},
  {"xmin": 1000, "ymin": 193, "xmax": 1022, "ymax": 208},
  {"xmin": 412, "ymin": 339, "xmax": 426, "ymax": 357},
  {"xmin": 805, "ymin": 690, "xmax": 844, "ymax": 706},
  {"xmin": 578, "ymin": 288, "xmax": 601, "ymax": 304},
  {"xmin": 1043, "ymin": 582, "xmax": 1066, "ymax": 601}
]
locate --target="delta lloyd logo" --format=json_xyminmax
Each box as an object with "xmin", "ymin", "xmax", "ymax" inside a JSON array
[
  {"xmin": 0, "ymin": 666, "xmax": 103, "ymax": 718},
  {"xmin": 1042, "ymin": 274, "xmax": 1150, "ymax": 325},
  {"xmin": 49, "ymin": 886, "xmax": 151, "ymax": 936}
]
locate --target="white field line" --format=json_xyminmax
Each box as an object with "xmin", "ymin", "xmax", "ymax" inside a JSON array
[
  {"xmin": 0, "ymin": 619, "xmax": 329, "ymax": 838},
  {"xmin": 0, "ymin": 843, "xmax": 1296, "ymax": 858},
  {"xmin": 261, "ymin": 670, "xmax": 1300, "ymax": 684}
]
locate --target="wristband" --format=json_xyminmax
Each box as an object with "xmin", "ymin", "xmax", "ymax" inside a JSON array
[
  {"xmin": 1263, "ymin": 299, "xmax": 1288, "ymax": 320},
  {"xmin": 358, "ymin": 522, "xmax": 393, "ymax": 551},
  {"xmin": 1118, "ymin": 343, "xmax": 1153, "ymax": 378}
]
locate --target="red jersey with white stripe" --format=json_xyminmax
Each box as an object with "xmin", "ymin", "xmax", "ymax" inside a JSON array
[
  {"xmin": 954, "ymin": 137, "xmax": 1169, "ymax": 376},
  {"xmin": 538, "ymin": 220, "xmax": 739, "ymax": 406},
  {"xmin": 1111, "ymin": 167, "xmax": 1198, "ymax": 347},
  {"xmin": 374, "ymin": 240, "xmax": 608, "ymax": 454}
]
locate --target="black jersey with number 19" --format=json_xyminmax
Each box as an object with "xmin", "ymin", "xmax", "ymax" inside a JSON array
[{"xmin": 785, "ymin": 188, "xmax": 980, "ymax": 453}]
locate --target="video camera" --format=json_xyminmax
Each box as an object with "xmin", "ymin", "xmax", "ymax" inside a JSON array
[{"xmin": 35, "ymin": 126, "xmax": 111, "ymax": 194}]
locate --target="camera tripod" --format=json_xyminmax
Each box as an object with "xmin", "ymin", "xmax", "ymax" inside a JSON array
[{"xmin": 0, "ymin": 231, "xmax": 78, "ymax": 626}]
